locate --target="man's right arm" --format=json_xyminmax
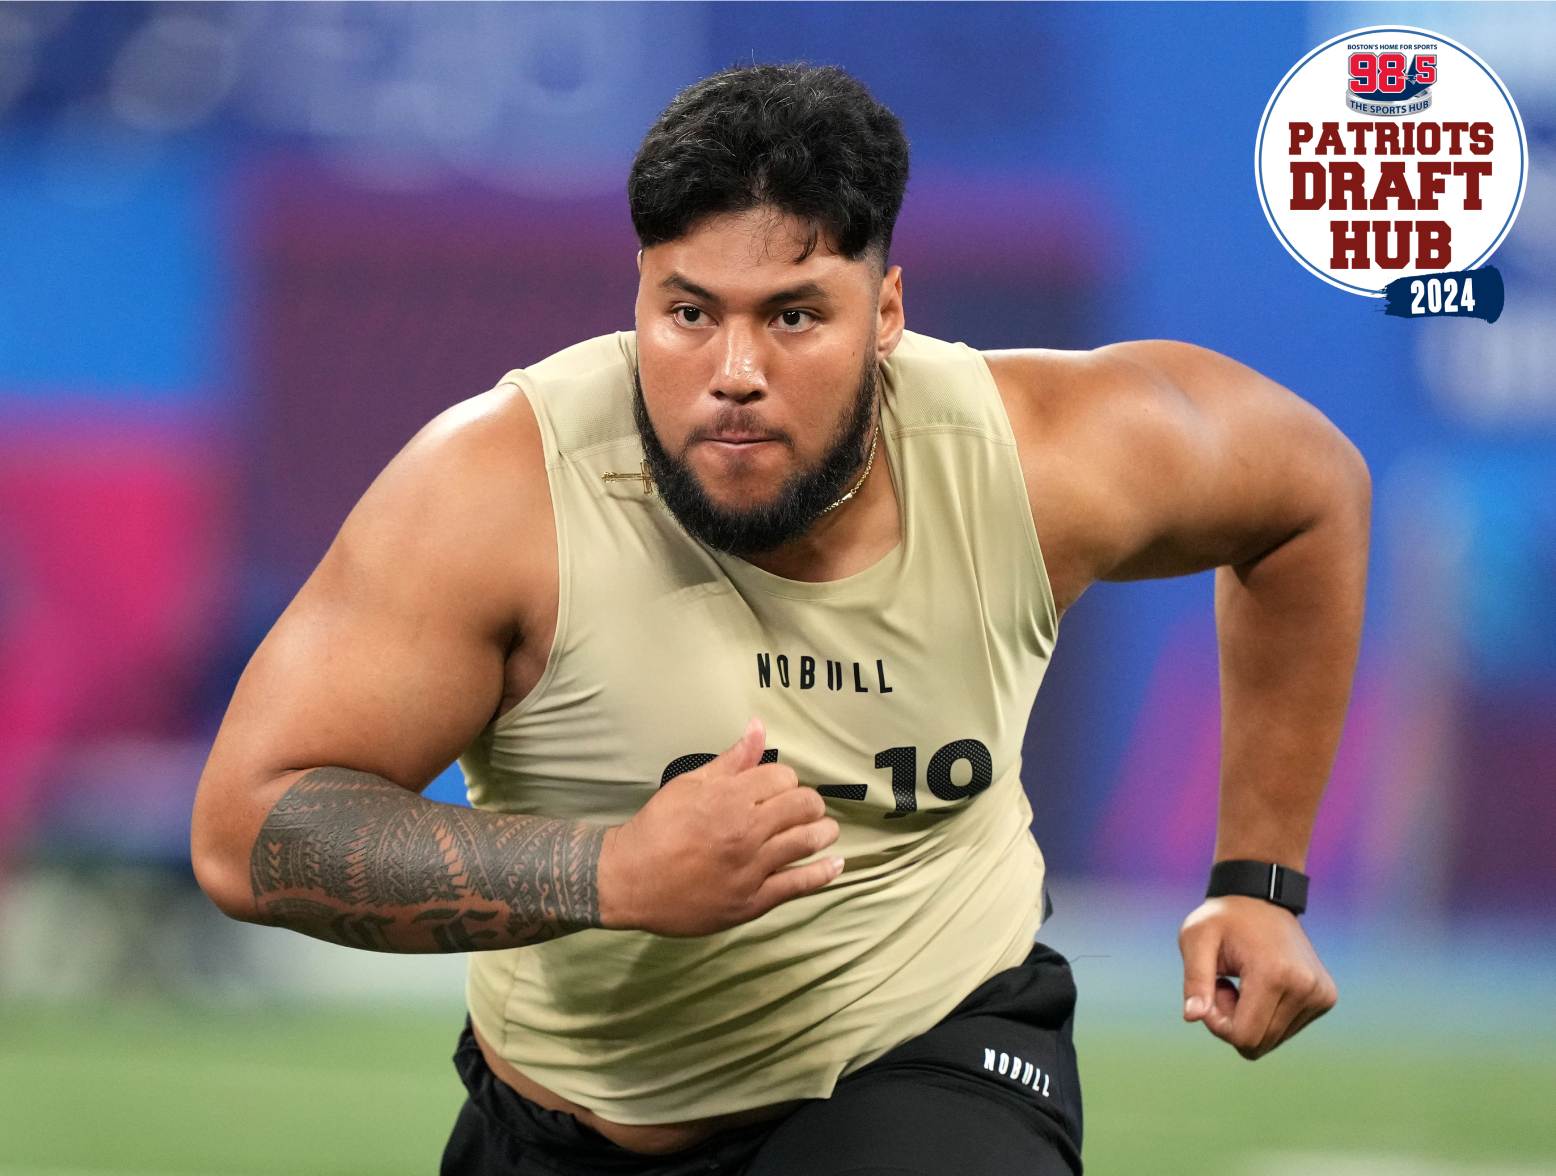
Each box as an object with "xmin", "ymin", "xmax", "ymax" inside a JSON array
[
  {"xmin": 240, "ymin": 767, "xmax": 608, "ymax": 952},
  {"xmin": 190, "ymin": 387, "xmax": 606, "ymax": 952},
  {"xmin": 191, "ymin": 386, "xmax": 841, "ymax": 953}
]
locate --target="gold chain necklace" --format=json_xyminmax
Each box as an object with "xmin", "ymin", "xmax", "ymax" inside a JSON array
[{"xmin": 817, "ymin": 421, "xmax": 879, "ymax": 517}]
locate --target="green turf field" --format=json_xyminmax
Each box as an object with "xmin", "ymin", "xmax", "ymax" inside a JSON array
[{"xmin": 1, "ymin": 1003, "xmax": 1552, "ymax": 1175}]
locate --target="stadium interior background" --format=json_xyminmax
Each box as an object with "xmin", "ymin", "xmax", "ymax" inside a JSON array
[{"xmin": 1, "ymin": 3, "xmax": 1552, "ymax": 1173}]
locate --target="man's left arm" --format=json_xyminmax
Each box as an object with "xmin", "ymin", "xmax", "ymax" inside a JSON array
[
  {"xmin": 1136, "ymin": 342, "xmax": 1366, "ymax": 1060},
  {"xmin": 997, "ymin": 339, "xmax": 1370, "ymax": 1060}
]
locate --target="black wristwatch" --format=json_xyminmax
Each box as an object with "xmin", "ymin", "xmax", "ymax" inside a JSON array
[{"xmin": 1205, "ymin": 859, "xmax": 1309, "ymax": 916}]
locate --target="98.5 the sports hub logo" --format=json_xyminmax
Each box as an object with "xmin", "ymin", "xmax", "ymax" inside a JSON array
[{"xmin": 1256, "ymin": 26, "xmax": 1526, "ymax": 322}]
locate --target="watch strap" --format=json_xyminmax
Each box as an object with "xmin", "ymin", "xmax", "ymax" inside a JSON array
[{"xmin": 1205, "ymin": 859, "xmax": 1309, "ymax": 915}]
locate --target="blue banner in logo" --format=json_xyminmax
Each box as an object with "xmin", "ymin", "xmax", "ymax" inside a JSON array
[{"xmin": 1382, "ymin": 266, "xmax": 1503, "ymax": 323}]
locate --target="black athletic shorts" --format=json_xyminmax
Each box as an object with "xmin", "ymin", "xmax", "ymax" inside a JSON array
[{"xmin": 441, "ymin": 941, "xmax": 1083, "ymax": 1176}]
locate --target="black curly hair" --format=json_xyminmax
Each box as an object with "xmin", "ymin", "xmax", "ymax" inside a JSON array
[{"xmin": 628, "ymin": 63, "xmax": 910, "ymax": 274}]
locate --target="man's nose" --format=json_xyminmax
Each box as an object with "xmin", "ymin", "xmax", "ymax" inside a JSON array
[{"xmin": 712, "ymin": 322, "xmax": 766, "ymax": 402}]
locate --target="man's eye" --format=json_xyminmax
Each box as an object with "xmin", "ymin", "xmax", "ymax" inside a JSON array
[
  {"xmin": 673, "ymin": 306, "xmax": 705, "ymax": 325},
  {"xmin": 777, "ymin": 309, "xmax": 815, "ymax": 329}
]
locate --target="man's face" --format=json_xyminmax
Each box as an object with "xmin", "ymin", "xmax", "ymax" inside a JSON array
[{"xmin": 633, "ymin": 206, "xmax": 903, "ymax": 556}]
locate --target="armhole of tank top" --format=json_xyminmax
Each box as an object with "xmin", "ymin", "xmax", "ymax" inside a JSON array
[
  {"xmin": 491, "ymin": 374, "xmax": 573, "ymax": 731},
  {"xmin": 967, "ymin": 345, "xmax": 1061, "ymax": 646}
]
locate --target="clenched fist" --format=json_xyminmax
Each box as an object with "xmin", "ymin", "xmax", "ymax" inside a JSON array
[
  {"xmin": 1179, "ymin": 896, "xmax": 1338, "ymax": 1060},
  {"xmin": 598, "ymin": 717, "xmax": 844, "ymax": 936}
]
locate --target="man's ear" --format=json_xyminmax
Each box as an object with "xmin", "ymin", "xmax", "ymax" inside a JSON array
[
  {"xmin": 636, "ymin": 249, "xmax": 643, "ymax": 273},
  {"xmin": 876, "ymin": 264, "xmax": 905, "ymax": 358}
]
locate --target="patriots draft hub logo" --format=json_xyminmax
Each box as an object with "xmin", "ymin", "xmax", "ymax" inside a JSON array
[
  {"xmin": 1256, "ymin": 25, "xmax": 1526, "ymax": 303},
  {"xmin": 1346, "ymin": 50, "xmax": 1435, "ymax": 117}
]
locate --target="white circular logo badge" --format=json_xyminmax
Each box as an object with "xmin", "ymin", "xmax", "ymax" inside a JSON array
[{"xmin": 1256, "ymin": 25, "xmax": 1526, "ymax": 299}]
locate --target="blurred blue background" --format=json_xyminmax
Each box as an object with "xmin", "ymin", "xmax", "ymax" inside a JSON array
[{"xmin": 0, "ymin": 3, "xmax": 1552, "ymax": 1174}]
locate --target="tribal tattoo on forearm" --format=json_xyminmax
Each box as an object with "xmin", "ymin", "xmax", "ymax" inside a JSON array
[{"xmin": 248, "ymin": 768, "xmax": 607, "ymax": 953}]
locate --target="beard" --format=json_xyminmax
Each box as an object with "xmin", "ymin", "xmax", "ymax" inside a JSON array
[{"xmin": 631, "ymin": 354, "xmax": 879, "ymax": 558}]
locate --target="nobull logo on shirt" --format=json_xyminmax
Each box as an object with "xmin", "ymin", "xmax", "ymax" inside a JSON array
[{"xmin": 756, "ymin": 652, "xmax": 894, "ymax": 695}]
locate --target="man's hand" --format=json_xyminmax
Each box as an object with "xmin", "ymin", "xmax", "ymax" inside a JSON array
[
  {"xmin": 598, "ymin": 717, "xmax": 844, "ymax": 937},
  {"xmin": 1178, "ymin": 896, "xmax": 1338, "ymax": 1059}
]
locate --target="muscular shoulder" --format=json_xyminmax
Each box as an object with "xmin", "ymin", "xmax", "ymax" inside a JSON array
[
  {"xmin": 325, "ymin": 377, "xmax": 554, "ymax": 646},
  {"xmin": 981, "ymin": 343, "xmax": 1187, "ymax": 613},
  {"xmin": 984, "ymin": 339, "xmax": 1218, "ymax": 442},
  {"xmin": 982, "ymin": 340, "xmax": 1349, "ymax": 613}
]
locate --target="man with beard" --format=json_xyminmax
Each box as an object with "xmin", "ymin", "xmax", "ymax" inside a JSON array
[{"xmin": 192, "ymin": 63, "xmax": 1367, "ymax": 1176}]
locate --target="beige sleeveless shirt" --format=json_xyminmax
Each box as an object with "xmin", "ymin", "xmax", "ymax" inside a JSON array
[{"xmin": 459, "ymin": 328, "xmax": 1061, "ymax": 1123}]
